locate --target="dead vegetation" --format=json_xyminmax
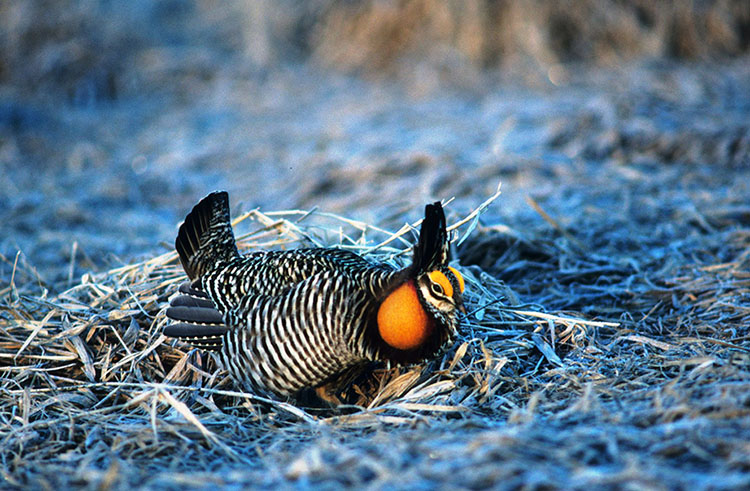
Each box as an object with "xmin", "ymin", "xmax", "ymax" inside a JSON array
[
  {"xmin": 2, "ymin": 183, "xmax": 749, "ymax": 488},
  {"xmin": 2, "ymin": 3, "xmax": 750, "ymax": 487}
]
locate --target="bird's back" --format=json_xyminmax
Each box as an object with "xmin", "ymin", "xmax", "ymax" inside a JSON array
[
  {"xmin": 200, "ymin": 247, "xmax": 396, "ymax": 312},
  {"xmin": 164, "ymin": 193, "xmax": 401, "ymax": 397}
]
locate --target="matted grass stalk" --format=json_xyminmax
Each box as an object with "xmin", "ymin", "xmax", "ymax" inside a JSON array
[{"xmin": 1, "ymin": 183, "xmax": 610, "ymax": 454}]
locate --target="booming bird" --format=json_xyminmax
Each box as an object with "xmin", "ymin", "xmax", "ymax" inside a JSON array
[{"xmin": 164, "ymin": 191, "xmax": 465, "ymax": 401}]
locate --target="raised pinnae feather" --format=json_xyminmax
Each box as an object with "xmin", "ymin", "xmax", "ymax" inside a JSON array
[{"xmin": 413, "ymin": 201, "xmax": 450, "ymax": 273}]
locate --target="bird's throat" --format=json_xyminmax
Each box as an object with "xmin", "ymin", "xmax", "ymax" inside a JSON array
[{"xmin": 377, "ymin": 280, "xmax": 434, "ymax": 350}]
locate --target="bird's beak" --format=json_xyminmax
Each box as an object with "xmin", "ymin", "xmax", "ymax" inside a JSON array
[{"xmin": 457, "ymin": 298, "xmax": 467, "ymax": 315}]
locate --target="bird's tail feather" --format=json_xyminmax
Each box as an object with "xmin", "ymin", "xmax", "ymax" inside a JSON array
[
  {"xmin": 175, "ymin": 191, "xmax": 240, "ymax": 280},
  {"xmin": 164, "ymin": 282, "xmax": 228, "ymax": 350}
]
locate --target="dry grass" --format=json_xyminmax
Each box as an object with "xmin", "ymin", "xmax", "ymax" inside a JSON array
[
  {"xmin": 3, "ymin": 3, "xmax": 749, "ymax": 487},
  {"xmin": 2, "ymin": 184, "xmax": 750, "ymax": 488}
]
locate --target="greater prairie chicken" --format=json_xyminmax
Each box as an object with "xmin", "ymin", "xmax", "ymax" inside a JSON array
[{"xmin": 164, "ymin": 191, "xmax": 465, "ymax": 400}]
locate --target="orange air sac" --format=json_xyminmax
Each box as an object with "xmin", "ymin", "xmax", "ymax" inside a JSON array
[{"xmin": 377, "ymin": 280, "xmax": 434, "ymax": 350}]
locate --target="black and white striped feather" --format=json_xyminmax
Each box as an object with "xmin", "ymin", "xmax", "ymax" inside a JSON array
[{"xmin": 164, "ymin": 192, "xmax": 456, "ymax": 399}]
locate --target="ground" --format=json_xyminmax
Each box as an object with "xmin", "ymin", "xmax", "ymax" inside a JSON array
[{"xmin": 2, "ymin": 1, "xmax": 750, "ymax": 489}]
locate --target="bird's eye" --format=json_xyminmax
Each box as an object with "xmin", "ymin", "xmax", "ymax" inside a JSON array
[{"xmin": 430, "ymin": 282, "xmax": 444, "ymax": 296}]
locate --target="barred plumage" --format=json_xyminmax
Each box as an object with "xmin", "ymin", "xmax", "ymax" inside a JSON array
[{"xmin": 164, "ymin": 191, "xmax": 465, "ymax": 400}]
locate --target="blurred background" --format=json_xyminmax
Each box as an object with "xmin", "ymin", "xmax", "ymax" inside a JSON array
[{"xmin": 2, "ymin": 0, "xmax": 749, "ymax": 287}]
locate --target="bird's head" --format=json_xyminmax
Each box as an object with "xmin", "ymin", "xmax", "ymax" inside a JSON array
[{"xmin": 376, "ymin": 202, "xmax": 465, "ymax": 353}]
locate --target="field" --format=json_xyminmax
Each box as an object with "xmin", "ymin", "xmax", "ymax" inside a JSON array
[{"xmin": 2, "ymin": 1, "xmax": 750, "ymax": 488}]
